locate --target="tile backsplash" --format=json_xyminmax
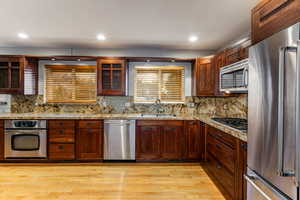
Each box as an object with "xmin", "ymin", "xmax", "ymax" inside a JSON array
[{"xmin": 10, "ymin": 94, "xmax": 248, "ymax": 118}]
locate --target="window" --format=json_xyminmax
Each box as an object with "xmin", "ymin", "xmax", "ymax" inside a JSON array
[
  {"xmin": 45, "ymin": 65, "xmax": 97, "ymax": 103},
  {"xmin": 134, "ymin": 66, "xmax": 185, "ymax": 103}
]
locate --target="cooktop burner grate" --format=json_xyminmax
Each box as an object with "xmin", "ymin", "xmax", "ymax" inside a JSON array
[{"xmin": 211, "ymin": 117, "xmax": 247, "ymax": 131}]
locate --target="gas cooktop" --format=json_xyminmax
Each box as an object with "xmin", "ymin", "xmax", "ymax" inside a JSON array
[{"xmin": 211, "ymin": 117, "xmax": 247, "ymax": 132}]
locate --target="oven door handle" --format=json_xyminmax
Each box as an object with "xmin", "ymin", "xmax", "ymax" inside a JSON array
[{"xmin": 5, "ymin": 130, "xmax": 47, "ymax": 135}]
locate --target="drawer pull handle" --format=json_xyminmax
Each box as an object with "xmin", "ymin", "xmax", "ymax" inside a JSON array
[
  {"xmin": 217, "ymin": 165, "xmax": 221, "ymax": 169},
  {"xmin": 59, "ymin": 145, "xmax": 64, "ymax": 150},
  {"xmin": 59, "ymin": 130, "xmax": 64, "ymax": 134},
  {"xmin": 88, "ymin": 129, "xmax": 92, "ymax": 134},
  {"xmin": 59, "ymin": 122, "xmax": 63, "ymax": 126}
]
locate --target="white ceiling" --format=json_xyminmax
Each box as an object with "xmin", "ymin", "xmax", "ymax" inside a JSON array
[{"xmin": 0, "ymin": 0, "xmax": 259, "ymax": 50}]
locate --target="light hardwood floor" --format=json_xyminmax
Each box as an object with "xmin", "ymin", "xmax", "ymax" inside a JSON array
[{"xmin": 0, "ymin": 163, "xmax": 225, "ymax": 200}]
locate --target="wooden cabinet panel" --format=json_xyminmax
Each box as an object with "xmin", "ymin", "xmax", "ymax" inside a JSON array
[
  {"xmin": 97, "ymin": 59, "xmax": 126, "ymax": 96},
  {"xmin": 76, "ymin": 127, "xmax": 103, "ymax": 160},
  {"xmin": 252, "ymin": 0, "xmax": 300, "ymax": 44},
  {"xmin": 0, "ymin": 56, "xmax": 24, "ymax": 94},
  {"xmin": 136, "ymin": 125, "xmax": 161, "ymax": 161},
  {"xmin": 48, "ymin": 120, "xmax": 75, "ymax": 129},
  {"xmin": 206, "ymin": 152, "xmax": 235, "ymax": 199},
  {"xmin": 78, "ymin": 120, "xmax": 102, "ymax": 129},
  {"xmin": 0, "ymin": 120, "xmax": 3, "ymax": 160},
  {"xmin": 161, "ymin": 126, "xmax": 185, "ymax": 160},
  {"xmin": 207, "ymin": 126, "xmax": 236, "ymax": 149},
  {"xmin": 195, "ymin": 57, "xmax": 215, "ymax": 96},
  {"xmin": 184, "ymin": 121, "xmax": 205, "ymax": 160},
  {"xmin": 225, "ymin": 47, "xmax": 240, "ymax": 66},
  {"xmin": 215, "ymin": 141, "xmax": 235, "ymax": 174},
  {"xmin": 49, "ymin": 143, "xmax": 75, "ymax": 160},
  {"xmin": 49, "ymin": 129, "xmax": 75, "ymax": 143}
]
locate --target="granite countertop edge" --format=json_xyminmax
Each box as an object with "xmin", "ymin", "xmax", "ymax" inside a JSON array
[{"xmin": 0, "ymin": 113, "xmax": 247, "ymax": 142}]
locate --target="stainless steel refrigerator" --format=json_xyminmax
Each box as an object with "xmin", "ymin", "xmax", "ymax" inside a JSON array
[{"xmin": 247, "ymin": 22, "xmax": 300, "ymax": 200}]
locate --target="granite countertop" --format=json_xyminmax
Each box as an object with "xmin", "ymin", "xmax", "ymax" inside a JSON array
[{"xmin": 0, "ymin": 113, "xmax": 247, "ymax": 142}]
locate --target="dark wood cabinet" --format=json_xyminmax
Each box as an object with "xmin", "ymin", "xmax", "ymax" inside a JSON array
[
  {"xmin": 184, "ymin": 121, "xmax": 205, "ymax": 160},
  {"xmin": 194, "ymin": 56, "xmax": 215, "ymax": 96},
  {"xmin": 204, "ymin": 125, "xmax": 247, "ymax": 200},
  {"xmin": 0, "ymin": 56, "xmax": 24, "ymax": 94},
  {"xmin": 136, "ymin": 120, "xmax": 185, "ymax": 161},
  {"xmin": 225, "ymin": 47, "xmax": 241, "ymax": 66},
  {"xmin": 136, "ymin": 125, "xmax": 161, "ymax": 160},
  {"xmin": 0, "ymin": 120, "xmax": 3, "ymax": 160},
  {"xmin": 97, "ymin": 59, "xmax": 126, "ymax": 96},
  {"xmin": 252, "ymin": 0, "xmax": 300, "ymax": 44},
  {"xmin": 76, "ymin": 120, "xmax": 103, "ymax": 160},
  {"xmin": 48, "ymin": 120, "xmax": 76, "ymax": 160}
]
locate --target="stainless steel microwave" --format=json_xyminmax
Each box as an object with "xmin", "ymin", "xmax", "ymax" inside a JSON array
[{"xmin": 220, "ymin": 59, "xmax": 248, "ymax": 93}]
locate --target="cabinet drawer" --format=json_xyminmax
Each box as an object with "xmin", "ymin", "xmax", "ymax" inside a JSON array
[
  {"xmin": 207, "ymin": 153, "xmax": 235, "ymax": 199},
  {"xmin": 207, "ymin": 126, "xmax": 236, "ymax": 148},
  {"xmin": 207, "ymin": 132, "xmax": 217, "ymax": 158},
  {"xmin": 215, "ymin": 140, "xmax": 235, "ymax": 174},
  {"xmin": 49, "ymin": 143, "xmax": 75, "ymax": 160},
  {"xmin": 78, "ymin": 120, "xmax": 102, "ymax": 129},
  {"xmin": 252, "ymin": 0, "xmax": 300, "ymax": 43},
  {"xmin": 48, "ymin": 120, "xmax": 75, "ymax": 129},
  {"xmin": 49, "ymin": 129, "xmax": 75, "ymax": 143},
  {"xmin": 136, "ymin": 120, "xmax": 184, "ymax": 126}
]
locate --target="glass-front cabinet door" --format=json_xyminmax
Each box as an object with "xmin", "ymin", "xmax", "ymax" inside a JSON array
[
  {"xmin": 0, "ymin": 57, "xmax": 24, "ymax": 94},
  {"xmin": 97, "ymin": 59, "xmax": 126, "ymax": 96}
]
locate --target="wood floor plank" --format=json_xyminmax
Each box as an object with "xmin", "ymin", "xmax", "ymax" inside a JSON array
[{"xmin": 0, "ymin": 163, "xmax": 225, "ymax": 200}]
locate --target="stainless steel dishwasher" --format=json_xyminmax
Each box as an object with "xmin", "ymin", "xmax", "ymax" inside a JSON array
[{"xmin": 103, "ymin": 120, "xmax": 135, "ymax": 160}]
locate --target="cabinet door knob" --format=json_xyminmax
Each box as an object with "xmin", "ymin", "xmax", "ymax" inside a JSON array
[
  {"xmin": 59, "ymin": 145, "xmax": 64, "ymax": 150},
  {"xmin": 59, "ymin": 122, "xmax": 63, "ymax": 126},
  {"xmin": 59, "ymin": 130, "xmax": 64, "ymax": 134},
  {"xmin": 217, "ymin": 164, "xmax": 221, "ymax": 169},
  {"xmin": 88, "ymin": 129, "xmax": 92, "ymax": 134}
]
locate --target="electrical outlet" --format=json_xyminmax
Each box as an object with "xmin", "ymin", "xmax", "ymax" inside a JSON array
[
  {"xmin": 187, "ymin": 103, "xmax": 195, "ymax": 108},
  {"xmin": 125, "ymin": 102, "xmax": 131, "ymax": 107}
]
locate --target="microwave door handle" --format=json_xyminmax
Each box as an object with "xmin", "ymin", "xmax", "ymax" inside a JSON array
[
  {"xmin": 278, "ymin": 47, "xmax": 297, "ymax": 177},
  {"xmin": 243, "ymin": 67, "xmax": 248, "ymax": 88}
]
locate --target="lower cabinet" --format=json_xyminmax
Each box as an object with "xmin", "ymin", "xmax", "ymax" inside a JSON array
[
  {"xmin": 136, "ymin": 120, "xmax": 185, "ymax": 161},
  {"xmin": 136, "ymin": 120, "xmax": 205, "ymax": 161},
  {"xmin": 76, "ymin": 120, "xmax": 103, "ymax": 161},
  {"xmin": 0, "ymin": 120, "xmax": 3, "ymax": 160},
  {"xmin": 184, "ymin": 120, "xmax": 205, "ymax": 160},
  {"xmin": 48, "ymin": 120, "xmax": 76, "ymax": 160},
  {"xmin": 48, "ymin": 120, "xmax": 103, "ymax": 161},
  {"xmin": 205, "ymin": 125, "xmax": 247, "ymax": 200}
]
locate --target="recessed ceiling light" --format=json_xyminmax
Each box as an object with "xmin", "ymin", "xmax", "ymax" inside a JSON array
[
  {"xmin": 18, "ymin": 33, "xmax": 29, "ymax": 39},
  {"xmin": 51, "ymin": 58, "xmax": 56, "ymax": 61},
  {"xmin": 97, "ymin": 34, "xmax": 106, "ymax": 41},
  {"xmin": 189, "ymin": 36, "xmax": 198, "ymax": 42},
  {"xmin": 77, "ymin": 58, "xmax": 81, "ymax": 61}
]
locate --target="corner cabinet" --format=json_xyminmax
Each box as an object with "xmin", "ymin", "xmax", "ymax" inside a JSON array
[
  {"xmin": 97, "ymin": 59, "xmax": 126, "ymax": 96},
  {"xmin": 193, "ymin": 57, "xmax": 215, "ymax": 96},
  {"xmin": 0, "ymin": 56, "xmax": 24, "ymax": 94}
]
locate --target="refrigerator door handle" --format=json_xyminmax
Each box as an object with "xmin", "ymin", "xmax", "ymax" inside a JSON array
[
  {"xmin": 296, "ymin": 41, "xmax": 300, "ymax": 186},
  {"xmin": 277, "ymin": 47, "xmax": 297, "ymax": 177}
]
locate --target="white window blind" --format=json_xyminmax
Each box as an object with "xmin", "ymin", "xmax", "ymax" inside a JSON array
[
  {"xmin": 134, "ymin": 66, "xmax": 185, "ymax": 103},
  {"xmin": 45, "ymin": 65, "xmax": 96, "ymax": 103}
]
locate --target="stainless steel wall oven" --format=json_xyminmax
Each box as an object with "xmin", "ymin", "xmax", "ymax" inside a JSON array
[{"xmin": 4, "ymin": 120, "xmax": 47, "ymax": 159}]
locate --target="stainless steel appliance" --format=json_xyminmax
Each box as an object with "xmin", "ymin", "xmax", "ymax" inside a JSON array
[
  {"xmin": 103, "ymin": 120, "xmax": 135, "ymax": 160},
  {"xmin": 220, "ymin": 58, "xmax": 249, "ymax": 93},
  {"xmin": 5, "ymin": 120, "xmax": 47, "ymax": 159},
  {"xmin": 212, "ymin": 117, "xmax": 247, "ymax": 132},
  {"xmin": 247, "ymin": 22, "xmax": 300, "ymax": 199}
]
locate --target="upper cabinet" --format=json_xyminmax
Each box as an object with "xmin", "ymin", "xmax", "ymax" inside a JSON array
[
  {"xmin": 252, "ymin": 0, "xmax": 300, "ymax": 44},
  {"xmin": 0, "ymin": 56, "xmax": 24, "ymax": 94},
  {"xmin": 193, "ymin": 56, "xmax": 215, "ymax": 96},
  {"xmin": 97, "ymin": 59, "xmax": 127, "ymax": 96}
]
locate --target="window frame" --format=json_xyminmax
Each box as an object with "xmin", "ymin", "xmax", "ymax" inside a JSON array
[
  {"xmin": 44, "ymin": 65, "xmax": 97, "ymax": 104},
  {"xmin": 134, "ymin": 66, "xmax": 185, "ymax": 104}
]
